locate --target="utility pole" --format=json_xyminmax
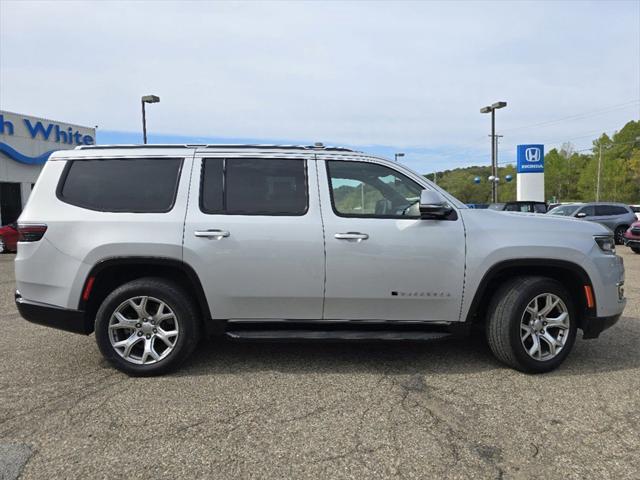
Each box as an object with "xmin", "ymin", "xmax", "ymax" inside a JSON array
[{"xmin": 596, "ymin": 142, "xmax": 602, "ymax": 201}]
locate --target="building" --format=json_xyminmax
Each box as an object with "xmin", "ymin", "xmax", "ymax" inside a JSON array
[{"xmin": 0, "ymin": 110, "xmax": 95, "ymax": 225}]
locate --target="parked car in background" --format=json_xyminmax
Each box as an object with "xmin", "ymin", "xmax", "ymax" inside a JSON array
[
  {"xmin": 623, "ymin": 221, "xmax": 640, "ymax": 254},
  {"xmin": 630, "ymin": 205, "xmax": 640, "ymax": 220},
  {"xmin": 488, "ymin": 201, "xmax": 548, "ymax": 213},
  {"xmin": 548, "ymin": 202, "xmax": 637, "ymax": 244},
  {"xmin": 0, "ymin": 223, "xmax": 19, "ymax": 253}
]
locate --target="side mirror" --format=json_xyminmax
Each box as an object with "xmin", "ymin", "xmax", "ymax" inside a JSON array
[
  {"xmin": 419, "ymin": 190, "xmax": 452, "ymax": 220},
  {"xmin": 576, "ymin": 212, "xmax": 587, "ymax": 218}
]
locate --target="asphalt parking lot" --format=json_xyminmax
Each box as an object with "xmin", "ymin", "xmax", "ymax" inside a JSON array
[{"xmin": 1, "ymin": 251, "xmax": 639, "ymax": 479}]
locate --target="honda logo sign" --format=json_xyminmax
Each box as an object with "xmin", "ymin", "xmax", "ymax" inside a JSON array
[{"xmin": 517, "ymin": 145, "xmax": 544, "ymax": 173}]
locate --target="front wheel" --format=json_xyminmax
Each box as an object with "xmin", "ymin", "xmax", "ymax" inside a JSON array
[
  {"xmin": 614, "ymin": 226, "xmax": 628, "ymax": 245},
  {"xmin": 486, "ymin": 276, "xmax": 577, "ymax": 373},
  {"xmin": 631, "ymin": 247, "xmax": 640, "ymax": 254},
  {"xmin": 95, "ymin": 277, "xmax": 200, "ymax": 376}
]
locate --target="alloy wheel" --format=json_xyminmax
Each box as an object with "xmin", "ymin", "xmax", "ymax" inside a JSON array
[
  {"xmin": 108, "ymin": 296, "xmax": 179, "ymax": 365},
  {"xmin": 520, "ymin": 293, "xmax": 570, "ymax": 361}
]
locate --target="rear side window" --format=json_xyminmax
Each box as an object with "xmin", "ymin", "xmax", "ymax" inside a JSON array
[
  {"xmin": 201, "ymin": 158, "xmax": 307, "ymax": 215},
  {"xmin": 58, "ymin": 158, "xmax": 183, "ymax": 213},
  {"xmin": 595, "ymin": 205, "xmax": 628, "ymax": 216}
]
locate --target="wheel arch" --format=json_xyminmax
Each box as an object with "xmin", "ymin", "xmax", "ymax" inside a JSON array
[
  {"xmin": 79, "ymin": 257, "xmax": 211, "ymax": 334},
  {"xmin": 465, "ymin": 259, "xmax": 595, "ymax": 329}
]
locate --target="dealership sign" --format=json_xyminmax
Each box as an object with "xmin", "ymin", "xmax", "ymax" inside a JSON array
[
  {"xmin": 0, "ymin": 111, "xmax": 95, "ymax": 165},
  {"xmin": 516, "ymin": 144, "xmax": 544, "ymax": 173}
]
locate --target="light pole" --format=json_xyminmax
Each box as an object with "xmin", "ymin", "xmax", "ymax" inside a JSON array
[
  {"xmin": 480, "ymin": 101, "xmax": 507, "ymax": 202},
  {"xmin": 141, "ymin": 95, "xmax": 160, "ymax": 144},
  {"xmin": 394, "ymin": 152, "xmax": 405, "ymax": 162}
]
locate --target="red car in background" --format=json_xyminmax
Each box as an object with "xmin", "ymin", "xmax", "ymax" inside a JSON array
[
  {"xmin": 623, "ymin": 221, "xmax": 640, "ymax": 254},
  {"xmin": 0, "ymin": 223, "xmax": 19, "ymax": 253}
]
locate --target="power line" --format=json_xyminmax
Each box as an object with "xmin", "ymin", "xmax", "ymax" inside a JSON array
[{"xmin": 500, "ymin": 100, "xmax": 640, "ymax": 133}]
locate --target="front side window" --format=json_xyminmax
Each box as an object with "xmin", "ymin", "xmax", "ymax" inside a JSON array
[
  {"xmin": 326, "ymin": 160, "xmax": 423, "ymax": 218},
  {"xmin": 58, "ymin": 158, "xmax": 183, "ymax": 212},
  {"xmin": 577, "ymin": 205, "xmax": 596, "ymax": 217},
  {"xmin": 548, "ymin": 205, "xmax": 580, "ymax": 216},
  {"xmin": 200, "ymin": 158, "xmax": 307, "ymax": 215}
]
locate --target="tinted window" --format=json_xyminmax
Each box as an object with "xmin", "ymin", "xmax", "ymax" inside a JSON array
[
  {"xmin": 596, "ymin": 205, "xmax": 628, "ymax": 216},
  {"xmin": 59, "ymin": 158, "xmax": 182, "ymax": 212},
  {"xmin": 200, "ymin": 158, "xmax": 307, "ymax": 215},
  {"xmin": 577, "ymin": 205, "xmax": 595, "ymax": 216},
  {"xmin": 548, "ymin": 205, "xmax": 580, "ymax": 216},
  {"xmin": 327, "ymin": 161, "xmax": 423, "ymax": 218},
  {"xmin": 200, "ymin": 158, "xmax": 224, "ymax": 213},
  {"xmin": 533, "ymin": 203, "xmax": 547, "ymax": 213},
  {"xmin": 503, "ymin": 203, "xmax": 522, "ymax": 211}
]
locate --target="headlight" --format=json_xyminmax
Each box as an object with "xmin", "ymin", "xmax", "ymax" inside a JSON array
[{"xmin": 594, "ymin": 235, "xmax": 616, "ymax": 254}]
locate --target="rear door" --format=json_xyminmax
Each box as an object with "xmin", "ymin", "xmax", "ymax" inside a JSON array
[
  {"xmin": 594, "ymin": 205, "xmax": 624, "ymax": 230},
  {"xmin": 183, "ymin": 153, "xmax": 325, "ymax": 320}
]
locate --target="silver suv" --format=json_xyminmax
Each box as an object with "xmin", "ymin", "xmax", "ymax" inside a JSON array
[
  {"xmin": 14, "ymin": 145, "xmax": 626, "ymax": 375},
  {"xmin": 548, "ymin": 202, "xmax": 637, "ymax": 244}
]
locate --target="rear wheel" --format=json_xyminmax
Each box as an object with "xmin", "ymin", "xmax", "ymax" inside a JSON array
[
  {"xmin": 614, "ymin": 226, "xmax": 628, "ymax": 245},
  {"xmin": 486, "ymin": 276, "xmax": 577, "ymax": 373},
  {"xmin": 95, "ymin": 277, "xmax": 200, "ymax": 376}
]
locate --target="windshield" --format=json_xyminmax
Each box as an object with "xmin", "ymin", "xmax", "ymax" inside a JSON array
[{"xmin": 548, "ymin": 205, "xmax": 581, "ymax": 216}]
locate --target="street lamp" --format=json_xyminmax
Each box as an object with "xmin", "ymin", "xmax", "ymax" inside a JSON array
[
  {"xmin": 480, "ymin": 101, "xmax": 507, "ymax": 203},
  {"xmin": 141, "ymin": 95, "xmax": 160, "ymax": 144},
  {"xmin": 394, "ymin": 152, "xmax": 405, "ymax": 162}
]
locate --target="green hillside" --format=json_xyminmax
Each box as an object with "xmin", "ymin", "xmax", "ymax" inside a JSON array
[{"xmin": 426, "ymin": 120, "xmax": 640, "ymax": 204}]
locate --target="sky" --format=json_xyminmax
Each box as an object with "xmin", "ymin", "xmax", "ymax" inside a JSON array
[{"xmin": 1, "ymin": 0, "xmax": 639, "ymax": 174}]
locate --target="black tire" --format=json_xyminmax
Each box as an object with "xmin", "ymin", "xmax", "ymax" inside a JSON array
[
  {"xmin": 95, "ymin": 277, "xmax": 201, "ymax": 376},
  {"xmin": 631, "ymin": 247, "xmax": 640, "ymax": 254},
  {"xmin": 486, "ymin": 276, "xmax": 577, "ymax": 373},
  {"xmin": 614, "ymin": 226, "xmax": 628, "ymax": 245}
]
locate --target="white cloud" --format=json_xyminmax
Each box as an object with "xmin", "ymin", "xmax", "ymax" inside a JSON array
[{"xmin": 1, "ymin": 0, "xmax": 638, "ymax": 171}]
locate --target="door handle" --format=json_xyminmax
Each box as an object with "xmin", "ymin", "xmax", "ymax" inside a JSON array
[
  {"xmin": 334, "ymin": 232, "xmax": 369, "ymax": 241},
  {"xmin": 194, "ymin": 229, "xmax": 230, "ymax": 239}
]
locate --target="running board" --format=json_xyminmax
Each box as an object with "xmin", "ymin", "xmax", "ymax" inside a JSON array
[{"xmin": 225, "ymin": 329, "xmax": 452, "ymax": 342}]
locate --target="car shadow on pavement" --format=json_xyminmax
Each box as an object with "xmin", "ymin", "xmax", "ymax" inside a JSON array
[
  {"xmin": 174, "ymin": 316, "xmax": 640, "ymax": 379},
  {"xmin": 177, "ymin": 335, "xmax": 498, "ymax": 377}
]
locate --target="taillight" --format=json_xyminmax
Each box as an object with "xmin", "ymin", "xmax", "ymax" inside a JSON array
[{"xmin": 18, "ymin": 224, "xmax": 48, "ymax": 242}]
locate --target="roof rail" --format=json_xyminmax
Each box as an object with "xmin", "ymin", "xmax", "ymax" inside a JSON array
[
  {"xmin": 75, "ymin": 144, "xmax": 201, "ymax": 150},
  {"xmin": 200, "ymin": 144, "xmax": 357, "ymax": 152},
  {"xmin": 75, "ymin": 143, "xmax": 358, "ymax": 153}
]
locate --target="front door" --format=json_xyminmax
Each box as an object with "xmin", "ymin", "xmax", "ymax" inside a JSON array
[
  {"xmin": 183, "ymin": 154, "xmax": 325, "ymax": 320},
  {"xmin": 319, "ymin": 159, "xmax": 466, "ymax": 322}
]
